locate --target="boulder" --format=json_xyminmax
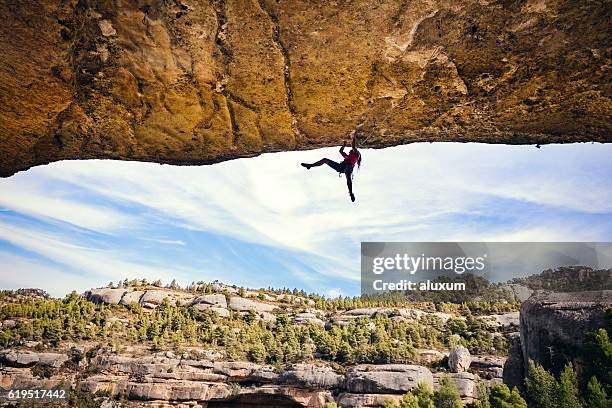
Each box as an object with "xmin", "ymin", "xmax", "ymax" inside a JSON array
[
  {"xmin": 520, "ymin": 290, "xmax": 612, "ymax": 376},
  {"xmin": 280, "ymin": 364, "xmax": 343, "ymax": 389},
  {"xmin": 448, "ymin": 346, "xmax": 471, "ymax": 373},
  {"xmin": 192, "ymin": 294, "xmax": 227, "ymax": 309},
  {"xmin": 0, "ymin": 351, "xmax": 68, "ymax": 368},
  {"xmin": 345, "ymin": 364, "xmax": 433, "ymax": 394},
  {"xmin": 119, "ymin": 290, "xmax": 144, "ymax": 305},
  {"xmin": 228, "ymin": 297, "xmax": 276, "ymax": 313},
  {"xmin": 86, "ymin": 288, "xmax": 126, "ymax": 304}
]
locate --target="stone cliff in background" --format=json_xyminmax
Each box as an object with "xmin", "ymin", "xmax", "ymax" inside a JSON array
[
  {"xmin": 1, "ymin": 0, "xmax": 610, "ymax": 176},
  {"xmin": 502, "ymin": 289, "xmax": 612, "ymax": 389},
  {"xmin": 519, "ymin": 290, "xmax": 611, "ymax": 375}
]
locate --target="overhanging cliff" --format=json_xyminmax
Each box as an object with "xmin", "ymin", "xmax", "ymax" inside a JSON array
[{"xmin": 1, "ymin": 0, "xmax": 610, "ymax": 176}]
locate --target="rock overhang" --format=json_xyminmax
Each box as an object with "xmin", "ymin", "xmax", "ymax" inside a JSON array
[{"xmin": 1, "ymin": 0, "xmax": 610, "ymax": 177}]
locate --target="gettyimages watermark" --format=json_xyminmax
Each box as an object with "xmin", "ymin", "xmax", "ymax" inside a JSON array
[{"xmin": 360, "ymin": 242, "xmax": 612, "ymax": 295}]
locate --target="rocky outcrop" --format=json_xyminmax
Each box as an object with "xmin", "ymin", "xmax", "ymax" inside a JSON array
[
  {"xmin": 344, "ymin": 364, "xmax": 433, "ymax": 394},
  {"xmin": 500, "ymin": 284, "xmax": 534, "ymax": 303},
  {"xmin": 434, "ymin": 372, "xmax": 478, "ymax": 401},
  {"xmin": 448, "ymin": 346, "xmax": 471, "ymax": 373},
  {"xmin": 86, "ymin": 288, "xmax": 127, "ymax": 305},
  {"xmin": 337, "ymin": 393, "xmax": 403, "ymax": 407},
  {"xmin": 1, "ymin": 0, "xmax": 610, "ymax": 177},
  {"xmin": 0, "ymin": 351, "xmax": 68, "ymax": 368},
  {"xmin": 0, "ymin": 352, "xmax": 443, "ymax": 407},
  {"xmin": 470, "ymin": 356, "xmax": 505, "ymax": 380},
  {"xmin": 520, "ymin": 290, "xmax": 612, "ymax": 376},
  {"xmin": 502, "ymin": 332, "xmax": 524, "ymax": 390},
  {"xmin": 280, "ymin": 364, "xmax": 344, "ymax": 389},
  {"xmin": 228, "ymin": 296, "xmax": 276, "ymax": 313}
]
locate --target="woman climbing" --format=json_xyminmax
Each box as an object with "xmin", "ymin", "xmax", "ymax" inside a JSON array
[{"xmin": 301, "ymin": 132, "xmax": 362, "ymax": 202}]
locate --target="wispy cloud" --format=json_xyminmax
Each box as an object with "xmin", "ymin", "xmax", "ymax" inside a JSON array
[{"xmin": 0, "ymin": 143, "xmax": 611, "ymax": 297}]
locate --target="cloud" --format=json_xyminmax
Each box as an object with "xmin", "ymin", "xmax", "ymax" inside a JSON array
[
  {"xmin": 0, "ymin": 177, "xmax": 136, "ymax": 232},
  {"xmin": 0, "ymin": 142, "xmax": 611, "ymax": 296},
  {"xmin": 0, "ymin": 250, "xmax": 96, "ymax": 297},
  {"xmin": 0, "ymin": 221, "xmax": 199, "ymax": 289}
]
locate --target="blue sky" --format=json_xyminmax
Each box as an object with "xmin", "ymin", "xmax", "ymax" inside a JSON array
[{"xmin": 1, "ymin": 143, "xmax": 612, "ymax": 298}]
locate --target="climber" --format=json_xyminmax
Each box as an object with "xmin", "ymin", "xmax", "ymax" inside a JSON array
[{"xmin": 301, "ymin": 132, "xmax": 362, "ymax": 202}]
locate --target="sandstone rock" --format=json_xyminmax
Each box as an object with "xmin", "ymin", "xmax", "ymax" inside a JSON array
[
  {"xmin": 345, "ymin": 364, "xmax": 433, "ymax": 394},
  {"xmin": 520, "ymin": 290, "xmax": 612, "ymax": 376},
  {"xmin": 209, "ymin": 306, "xmax": 231, "ymax": 317},
  {"xmin": 228, "ymin": 297, "xmax": 276, "ymax": 313},
  {"xmin": 280, "ymin": 364, "xmax": 343, "ymax": 389},
  {"xmin": 140, "ymin": 290, "xmax": 194, "ymax": 307},
  {"xmin": 293, "ymin": 313, "xmax": 326, "ymax": 327},
  {"xmin": 337, "ymin": 393, "xmax": 403, "ymax": 407},
  {"xmin": 2, "ymin": 319, "xmax": 16, "ymax": 328},
  {"xmin": 483, "ymin": 312, "xmax": 520, "ymax": 328},
  {"xmin": 212, "ymin": 361, "xmax": 267, "ymax": 379},
  {"xmin": 448, "ymin": 346, "xmax": 471, "ymax": 373},
  {"xmin": 86, "ymin": 288, "xmax": 126, "ymax": 304},
  {"xmin": 415, "ymin": 349, "xmax": 445, "ymax": 365},
  {"xmin": 119, "ymin": 290, "xmax": 144, "ymax": 305},
  {"xmin": 0, "ymin": 351, "xmax": 68, "ymax": 368},
  {"xmin": 83, "ymin": 376, "xmax": 233, "ymax": 401},
  {"xmin": 2, "ymin": 0, "xmax": 610, "ymax": 178},
  {"xmin": 192, "ymin": 294, "xmax": 227, "ymax": 308},
  {"xmin": 471, "ymin": 356, "xmax": 505, "ymax": 380}
]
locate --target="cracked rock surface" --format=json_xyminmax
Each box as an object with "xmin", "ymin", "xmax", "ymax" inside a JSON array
[{"xmin": 1, "ymin": 0, "xmax": 610, "ymax": 176}]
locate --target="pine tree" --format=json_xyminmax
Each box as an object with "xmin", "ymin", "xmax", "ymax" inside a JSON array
[
  {"xmin": 434, "ymin": 376, "xmax": 462, "ymax": 408},
  {"xmin": 558, "ymin": 363, "xmax": 583, "ymax": 408},
  {"xmin": 412, "ymin": 382, "xmax": 435, "ymax": 408},
  {"xmin": 474, "ymin": 383, "xmax": 491, "ymax": 408},
  {"xmin": 586, "ymin": 376, "xmax": 609, "ymax": 408},
  {"xmin": 525, "ymin": 360, "xmax": 558, "ymax": 408},
  {"xmin": 488, "ymin": 383, "xmax": 527, "ymax": 408},
  {"xmin": 398, "ymin": 393, "xmax": 419, "ymax": 408}
]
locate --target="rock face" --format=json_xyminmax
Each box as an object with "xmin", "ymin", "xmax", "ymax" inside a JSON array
[
  {"xmin": 228, "ymin": 296, "xmax": 276, "ymax": 313},
  {"xmin": 345, "ymin": 364, "xmax": 434, "ymax": 394},
  {"xmin": 0, "ymin": 352, "xmax": 439, "ymax": 407},
  {"xmin": 520, "ymin": 290, "xmax": 612, "ymax": 376},
  {"xmin": 0, "ymin": 351, "xmax": 69, "ymax": 368},
  {"xmin": 434, "ymin": 372, "xmax": 478, "ymax": 400},
  {"xmin": 503, "ymin": 333, "xmax": 524, "ymax": 390},
  {"xmin": 1, "ymin": 0, "xmax": 610, "ymax": 177},
  {"xmin": 448, "ymin": 346, "xmax": 471, "ymax": 373}
]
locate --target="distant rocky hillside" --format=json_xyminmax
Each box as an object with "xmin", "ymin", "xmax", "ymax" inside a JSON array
[
  {"xmin": 0, "ymin": 270, "xmax": 610, "ymax": 407},
  {"xmin": 510, "ymin": 266, "xmax": 612, "ymax": 293},
  {"xmin": 0, "ymin": 281, "xmax": 519, "ymax": 407}
]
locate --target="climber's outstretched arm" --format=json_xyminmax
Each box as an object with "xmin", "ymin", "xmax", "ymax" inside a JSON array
[{"xmin": 340, "ymin": 142, "xmax": 348, "ymax": 158}]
